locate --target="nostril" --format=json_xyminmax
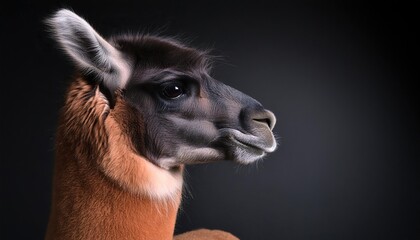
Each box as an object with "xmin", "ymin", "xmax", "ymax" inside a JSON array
[
  {"xmin": 252, "ymin": 110, "xmax": 276, "ymax": 130},
  {"xmin": 254, "ymin": 118, "xmax": 271, "ymax": 128}
]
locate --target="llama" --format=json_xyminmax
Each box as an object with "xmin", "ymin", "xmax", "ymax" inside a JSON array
[{"xmin": 44, "ymin": 9, "xmax": 277, "ymax": 240}]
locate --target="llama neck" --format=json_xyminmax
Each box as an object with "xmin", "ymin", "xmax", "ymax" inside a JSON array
[
  {"xmin": 46, "ymin": 79, "xmax": 183, "ymax": 240},
  {"xmin": 45, "ymin": 155, "xmax": 181, "ymax": 240}
]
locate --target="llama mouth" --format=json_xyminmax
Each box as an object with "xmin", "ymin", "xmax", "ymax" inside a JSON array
[
  {"xmin": 219, "ymin": 128, "xmax": 276, "ymax": 161},
  {"xmin": 225, "ymin": 129, "xmax": 276, "ymax": 151},
  {"xmin": 231, "ymin": 137, "xmax": 265, "ymax": 154},
  {"xmin": 228, "ymin": 136, "xmax": 267, "ymax": 164}
]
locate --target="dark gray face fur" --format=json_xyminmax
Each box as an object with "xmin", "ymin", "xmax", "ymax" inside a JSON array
[
  {"xmin": 47, "ymin": 9, "xmax": 277, "ymax": 170},
  {"xmin": 115, "ymin": 36, "xmax": 276, "ymax": 169}
]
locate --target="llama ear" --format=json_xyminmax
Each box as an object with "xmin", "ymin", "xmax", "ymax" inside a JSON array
[{"xmin": 46, "ymin": 9, "xmax": 130, "ymax": 91}]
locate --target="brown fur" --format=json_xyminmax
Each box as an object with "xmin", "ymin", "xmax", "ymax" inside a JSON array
[
  {"xmin": 45, "ymin": 78, "xmax": 238, "ymax": 239},
  {"xmin": 46, "ymin": 78, "xmax": 181, "ymax": 240},
  {"xmin": 174, "ymin": 229, "xmax": 240, "ymax": 240}
]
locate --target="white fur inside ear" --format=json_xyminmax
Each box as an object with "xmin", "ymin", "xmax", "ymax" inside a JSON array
[{"xmin": 46, "ymin": 9, "xmax": 130, "ymax": 89}]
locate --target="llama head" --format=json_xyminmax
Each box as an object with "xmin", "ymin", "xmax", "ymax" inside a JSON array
[{"xmin": 47, "ymin": 9, "xmax": 277, "ymax": 170}]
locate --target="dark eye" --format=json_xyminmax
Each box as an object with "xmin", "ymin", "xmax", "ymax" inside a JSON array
[{"xmin": 161, "ymin": 82, "xmax": 185, "ymax": 99}]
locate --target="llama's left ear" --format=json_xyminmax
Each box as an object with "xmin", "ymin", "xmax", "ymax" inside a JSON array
[{"xmin": 46, "ymin": 9, "xmax": 130, "ymax": 91}]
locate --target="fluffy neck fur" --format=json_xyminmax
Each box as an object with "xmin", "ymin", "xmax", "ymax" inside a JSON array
[{"xmin": 45, "ymin": 78, "xmax": 183, "ymax": 240}]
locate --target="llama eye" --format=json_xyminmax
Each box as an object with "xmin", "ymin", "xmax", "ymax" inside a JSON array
[{"xmin": 161, "ymin": 83, "xmax": 185, "ymax": 99}]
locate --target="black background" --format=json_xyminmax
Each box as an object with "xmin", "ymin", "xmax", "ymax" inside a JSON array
[{"xmin": 2, "ymin": 1, "xmax": 419, "ymax": 239}]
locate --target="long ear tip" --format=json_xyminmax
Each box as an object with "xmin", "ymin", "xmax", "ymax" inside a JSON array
[
  {"xmin": 43, "ymin": 8, "xmax": 129, "ymax": 91},
  {"xmin": 52, "ymin": 8, "xmax": 76, "ymax": 17},
  {"xmin": 45, "ymin": 8, "xmax": 81, "ymax": 29}
]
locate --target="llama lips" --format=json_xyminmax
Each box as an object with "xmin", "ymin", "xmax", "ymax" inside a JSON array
[
  {"xmin": 232, "ymin": 138, "xmax": 265, "ymax": 158},
  {"xmin": 231, "ymin": 137, "xmax": 265, "ymax": 155},
  {"xmin": 221, "ymin": 128, "xmax": 277, "ymax": 153}
]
